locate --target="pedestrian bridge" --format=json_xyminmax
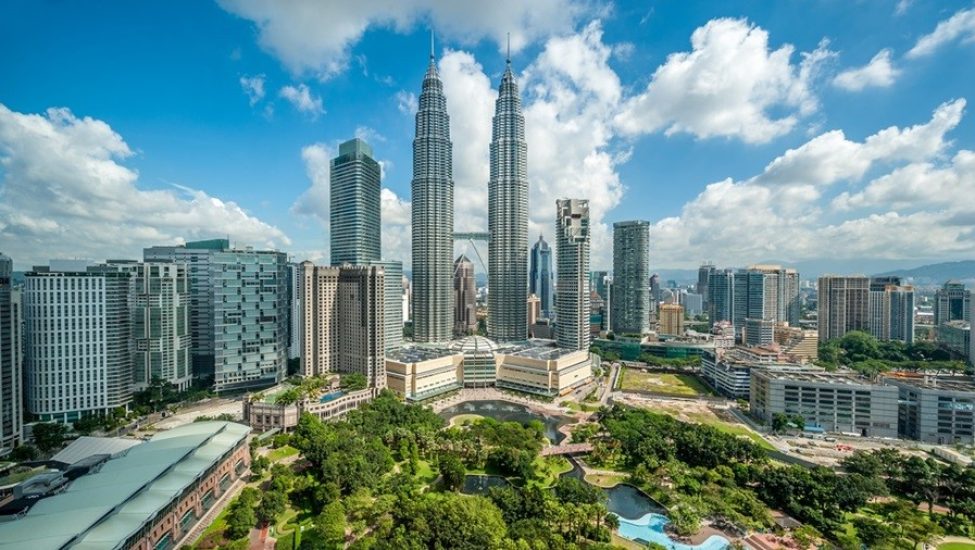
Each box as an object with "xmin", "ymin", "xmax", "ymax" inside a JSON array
[{"xmin": 540, "ymin": 442, "xmax": 593, "ymax": 456}]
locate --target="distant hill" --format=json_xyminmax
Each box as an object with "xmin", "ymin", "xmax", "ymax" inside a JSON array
[{"xmin": 874, "ymin": 260, "xmax": 975, "ymax": 285}]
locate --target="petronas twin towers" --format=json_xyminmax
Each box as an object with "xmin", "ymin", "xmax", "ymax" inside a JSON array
[{"xmin": 411, "ymin": 42, "xmax": 528, "ymax": 343}]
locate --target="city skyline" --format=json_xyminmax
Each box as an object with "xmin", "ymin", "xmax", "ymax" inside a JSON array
[{"xmin": 2, "ymin": 2, "xmax": 974, "ymax": 272}]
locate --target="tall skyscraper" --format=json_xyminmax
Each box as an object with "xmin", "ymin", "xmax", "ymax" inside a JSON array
[
  {"xmin": 488, "ymin": 54, "xmax": 529, "ymax": 342},
  {"xmin": 146, "ymin": 240, "xmax": 288, "ymax": 390},
  {"xmin": 658, "ymin": 303, "xmax": 684, "ymax": 336},
  {"xmin": 869, "ymin": 283, "xmax": 915, "ymax": 343},
  {"xmin": 745, "ymin": 264, "xmax": 800, "ymax": 327},
  {"xmin": 330, "ymin": 138, "xmax": 381, "ymax": 266},
  {"xmin": 0, "ymin": 253, "xmax": 23, "ymax": 450},
  {"xmin": 453, "ymin": 255, "xmax": 476, "ymax": 336},
  {"xmin": 707, "ymin": 265, "xmax": 799, "ymax": 333},
  {"xmin": 708, "ymin": 268, "xmax": 735, "ymax": 324},
  {"xmin": 934, "ymin": 281, "xmax": 971, "ymax": 325},
  {"xmin": 144, "ymin": 238, "xmax": 227, "ymax": 381},
  {"xmin": 287, "ymin": 262, "xmax": 302, "ymax": 360},
  {"xmin": 611, "ymin": 220, "xmax": 651, "ymax": 336},
  {"xmin": 650, "ymin": 273, "xmax": 662, "ymax": 303},
  {"xmin": 101, "ymin": 261, "xmax": 192, "ymax": 390},
  {"xmin": 411, "ymin": 45, "xmax": 454, "ymax": 343},
  {"xmin": 529, "ymin": 235, "xmax": 554, "ymax": 319},
  {"xmin": 299, "ymin": 262, "xmax": 386, "ymax": 388},
  {"xmin": 371, "ymin": 260, "xmax": 403, "ymax": 351},
  {"xmin": 24, "ymin": 264, "xmax": 134, "ymax": 423},
  {"xmin": 818, "ymin": 276, "xmax": 870, "ymax": 342},
  {"xmin": 590, "ymin": 270, "xmax": 609, "ymax": 302},
  {"xmin": 555, "ymin": 199, "xmax": 591, "ymax": 351},
  {"xmin": 697, "ymin": 263, "xmax": 715, "ymax": 309}
]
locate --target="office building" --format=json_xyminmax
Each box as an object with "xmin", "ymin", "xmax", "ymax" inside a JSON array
[
  {"xmin": 650, "ymin": 273, "xmax": 662, "ymax": 304},
  {"xmin": 698, "ymin": 263, "xmax": 715, "ymax": 309},
  {"xmin": 611, "ymin": 220, "xmax": 651, "ymax": 336},
  {"xmin": 299, "ymin": 263, "xmax": 386, "ymax": 388},
  {"xmin": 411, "ymin": 47, "xmax": 454, "ymax": 343},
  {"xmin": 938, "ymin": 321, "xmax": 970, "ymax": 361},
  {"xmin": 370, "ymin": 260, "xmax": 403, "ymax": 351},
  {"xmin": 530, "ymin": 235, "xmax": 554, "ymax": 318},
  {"xmin": 330, "ymin": 138, "xmax": 382, "ymax": 266},
  {"xmin": 707, "ymin": 269, "xmax": 735, "ymax": 326},
  {"xmin": 748, "ymin": 264, "xmax": 800, "ymax": 327},
  {"xmin": 488, "ymin": 55, "xmax": 529, "ymax": 342},
  {"xmin": 750, "ymin": 369, "xmax": 898, "ymax": 438},
  {"xmin": 453, "ymin": 255, "xmax": 476, "ymax": 336},
  {"xmin": 744, "ymin": 317, "xmax": 775, "ymax": 346},
  {"xmin": 868, "ymin": 283, "xmax": 915, "ymax": 343},
  {"xmin": 817, "ymin": 275, "xmax": 870, "ymax": 342},
  {"xmin": 1, "ymin": 253, "xmax": 23, "ymax": 451},
  {"xmin": 884, "ymin": 374, "xmax": 975, "ymax": 445},
  {"xmin": 934, "ymin": 281, "xmax": 970, "ymax": 325},
  {"xmin": 590, "ymin": 270, "xmax": 609, "ymax": 302},
  {"xmin": 24, "ymin": 265, "xmax": 134, "ymax": 423},
  {"xmin": 702, "ymin": 347, "xmax": 810, "ymax": 399},
  {"xmin": 773, "ymin": 325, "xmax": 819, "ymax": 363},
  {"xmin": 144, "ymin": 239, "xmax": 227, "ymax": 381},
  {"xmin": 681, "ymin": 292, "xmax": 704, "ymax": 317},
  {"xmin": 658, "ymin": 303, "xmax": 684, "ymax": 336},
  {"xmin": 209, "ymin": 248, "xmax": 288, "ymax": 391},
  {"xmin": 555, "ymin": 199, "xmax": 591, "ymax": 351},
  {"xmin": 0, "ymin": 421, "xmax": 250, "ymax": 550}
]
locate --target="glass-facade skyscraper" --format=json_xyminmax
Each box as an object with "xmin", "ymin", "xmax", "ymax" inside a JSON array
[
  {"xmin": 488, "ymin": 56, "xmax": 529, "ymax": 342},
  {"xmin": 411, "ymin": 49, "xmax": 454, "ymax": 343},
  {"xmin": 0, "ymin": 253, "xmax": 23, "ymax": 450},
  {"xmin": 330, "ymin": 138, "xmax": 381, "ymax": 266},
  {"xmin": 529, "ymin": 235, "xmax": 553, "ymax": 320},
  {"xmin": 611, "ymin": 220, "xmax": 651, "ymax": 335}
]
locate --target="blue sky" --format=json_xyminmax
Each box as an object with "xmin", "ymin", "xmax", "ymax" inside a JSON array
[{"xmin": 1, "ymin": 0, "xmax": 974, "ymax": 272}]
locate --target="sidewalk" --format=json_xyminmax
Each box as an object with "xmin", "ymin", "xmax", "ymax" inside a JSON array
[{"xmin": 175, "ymin": 478, "xmax": 246, "ymax": 548}]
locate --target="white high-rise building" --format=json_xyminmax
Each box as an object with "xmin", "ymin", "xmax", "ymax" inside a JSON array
[
  {"xmin": 869, "ymin": 284, "xmax": 915, "ymax": 344},
  {"xmin": 488, "ymin": 54, "xmax": 528, "ymax": 342},
  {"xmin": 555, "ymin": 199, "xmax": 591, "ymax": 351},
  {"xmin": 24, "ymin": 265, "xmax": 134, "ymax": 423},
  {"xmin": 411, "ymin": 46, "xmax": 454, "ymax": 343}
]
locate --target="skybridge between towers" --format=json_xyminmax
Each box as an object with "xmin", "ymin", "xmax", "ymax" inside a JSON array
[{"xmin": 453, "ymin": 232, "xmax": 490, "ymax": 275}]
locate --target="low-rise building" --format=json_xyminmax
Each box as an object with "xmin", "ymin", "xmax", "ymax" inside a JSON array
[
  {"xmin": 702, "ymin": 346, "xmax": 810, "ymax": 399},
  {"xmin": 750, "ymin": 370, "xmax": 898, "ymax": 438},
  {"xmin": 496, "ymin": 347, "xmax": 593, "ymax": 397},
  {"xmin": 743, "ymin": 318, "xmax": 775, "ymax": 346},
  {"xmin": 773, "ymin": 325, "xmax": 819, "ymax": 363},
  {"xmin": 883, "ymin": 374, "xmax": 975, "ymax": 445},
  {"xmin": 0, "ymin": 421, "xmax": 250, "ymax": 550},
  {"xmin": 385, "ymin": 347, "xmax": 464, "ymax": 402},
  {"xmin": 243, "ymin": 386, "xmax": 378, "ymax": 432}
]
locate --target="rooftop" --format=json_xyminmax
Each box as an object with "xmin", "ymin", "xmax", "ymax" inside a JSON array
[
  {"xmin": 51, "ymin": 436, "xmax": 142, "ymax": 467},
  {"xmin": 0, "ymin": 421, "xmax": 250, "ymax": 550},
  {"xmin": 883, "ymin": 374, "xmax": 975, "ymax": 393},
  {"xmin": 449, "ymin": 336, "xmax": 500, "ymax": 354},
  {"xmin": 386, "ymin": 346, "xmax": 460, "ymax": 363},
  {"xmin": 756, "ymin": 369, "xmax": 881, "ymax": 386}
]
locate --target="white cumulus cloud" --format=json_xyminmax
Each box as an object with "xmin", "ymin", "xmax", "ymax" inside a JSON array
[
  {"xmin": 0, "ymin": 104, "xmax": 289, "ymax": 267},
  {"xmin": 216, "ymin": 0, "xmax": 588, "ymax": 80},
  {"xmin": 833, "ymin": 49, "xmax": 900, "ymax": 91},
  {"xmin": 907, "ymin": 6, "xmax": 975, "ymax": 58},
  {"xmin": 279, "ymin": 84, "xmax": 325, "ymax": 118},
  {"xmin": 239, "ymin": 74, "xmax": 266, "ymax": 105},
  {"xmin": 615, "ymin": 18, "xmax": 834, "ymax": 144}
]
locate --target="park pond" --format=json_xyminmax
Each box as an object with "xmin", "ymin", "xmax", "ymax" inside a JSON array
[
  {"xmin": 450, "ymin": 400, "xmax": 730, "ymax": 550},
  {"xmin": 439, "ymin": 399, "xmax": 571, "ymax": 443}
]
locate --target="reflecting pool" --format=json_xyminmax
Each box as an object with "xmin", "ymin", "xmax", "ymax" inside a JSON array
[{"xmin": 439, "ymin": 400, "xmax": 570, "ymax": 443}]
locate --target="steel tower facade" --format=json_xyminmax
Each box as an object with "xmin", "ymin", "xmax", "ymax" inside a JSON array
[
  {"xmin": 411, "ymin": 50, "xmax": 454, "ymax": 343},
  {"xmin": 487, "ymin": 57, "xmax": 529, "ymax": 342}
]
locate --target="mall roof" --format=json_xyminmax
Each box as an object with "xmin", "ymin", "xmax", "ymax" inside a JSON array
[
  {"xmin": 50, "ymin": 436, "xmax": 142, "ymax": 466},
  {"xmin": 0, "ymin": 421, "xmax": 250, "ymax": 550}
]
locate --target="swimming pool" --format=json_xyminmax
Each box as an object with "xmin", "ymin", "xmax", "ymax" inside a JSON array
[
  {"xmin": 617, "ymin": 512, "xmax": 729, "ymax": 550},
  {"xmin": 319, "ymin": 391, "xmax": 345, "ymax": 403}
]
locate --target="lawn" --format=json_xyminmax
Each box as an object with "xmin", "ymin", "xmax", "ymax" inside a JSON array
[
  {"xmin": 619, "ymin": 370, "xmax": 713, "ymax": 397},
  {"xmin": 530, "ymin": 456, "xmax": 574, "ymax": 488},
  {"xmin": 561, "ymin": 400, "xmax": 599, "ymax": 413},
  {"xmin": 448, "ymin": 413, "xmax": 484, "ymax": 426},
  {"xmin": 585, "ymin": 472, "xmax": 628, "ymax": 488},
  {"xmin": 415, "ymin": 460, "xmax": 437, "ymax": 484},
  {"xmin": 707, "ymin": 422, "xmax": 776, "ymax": 451},
  {"xmin": 939, "ymin": 543, "xmax": 975, "ymax": 550},
  {"xmin": 267, "ymin": 445, "xmax": 299, "ymax": 462}
]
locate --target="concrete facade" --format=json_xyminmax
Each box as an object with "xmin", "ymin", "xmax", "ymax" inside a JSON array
[{"xmin": 884, "ymin": 374, "xmax": 975, "ymax": 445}]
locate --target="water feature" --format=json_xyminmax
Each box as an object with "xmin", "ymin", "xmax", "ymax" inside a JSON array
[
  {"xmin": 439, "ymin": 399, "xmax": 570, "ymax": 443},
  {"xmin": 443, "ymin": 400, "xmax": 729, "ymax": 549},
  {"xmin": 461, "ymin": 474, "xmax": 511, "ymax": 495},
  {"xmin": 564, "ymin": 458, "xmax": 728, "ymax": 550}
]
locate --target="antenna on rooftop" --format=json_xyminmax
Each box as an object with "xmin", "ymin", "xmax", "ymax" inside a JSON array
[
  {"xmin": 430, "ymin": 29, "xmax": 435, "ymax": 60},
  {"xmin": 506, "ymin": 32, "xmax": 511, "ymax": 63}
]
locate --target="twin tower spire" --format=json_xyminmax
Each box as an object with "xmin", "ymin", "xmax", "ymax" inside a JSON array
[{"xmin": 411, "ymin": 32, "xmax": 529, "ymax": 343}]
